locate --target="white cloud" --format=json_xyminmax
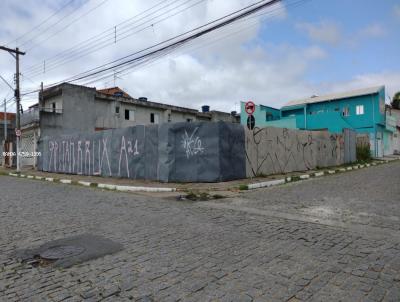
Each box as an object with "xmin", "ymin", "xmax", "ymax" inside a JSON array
[
  {"xmin": 0, "ymin": 0, "xmax": 305, "ymax": 112},
  {"xmin": 303, "ymin": 45, "xmax": 327, "ymax": 60},
  {"xmin": 319, "ymin": 71, "xmax": 400, "ymax": 102},
  {"xmin": 296, "ymin": 20, "xmax": 341, "ymax": 46},
  {"xmin": 394, "ymin": 4, "xmax": 400, "ymax": 19},
  {"xmin": 359, "ymin": 23, "xmax": 386, "ymax": 38},
  {"xmin": 1, "ymin": 0, "xmax": 396, "ymax": 115}
]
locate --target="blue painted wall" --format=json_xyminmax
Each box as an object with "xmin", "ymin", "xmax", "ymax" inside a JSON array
[
  {"xmin": 240, "ymin": 87, "xmax": 388, "ymax": 156},
  {"xmin": 240, "ymin": 102, "xmax": 280, "ymax": 127}
]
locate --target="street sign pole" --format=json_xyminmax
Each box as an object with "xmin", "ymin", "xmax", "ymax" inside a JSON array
[{"xmin": 245, "ymin": 100, "xmax": 256, "ymax": 130}]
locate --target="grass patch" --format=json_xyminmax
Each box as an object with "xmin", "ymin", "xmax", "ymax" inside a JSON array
[
  {"xmin": 239, "ymin": 184, "xmax": 249, "ymax": 190},
  {"xmin": 291, "ymin": 176, "xmax": 301, "ymax": 182}
]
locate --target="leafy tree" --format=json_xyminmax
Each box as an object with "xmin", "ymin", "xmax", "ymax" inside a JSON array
[{"xmin": 392, "ymin": 91, "xmax": 400, "ymax": 109}]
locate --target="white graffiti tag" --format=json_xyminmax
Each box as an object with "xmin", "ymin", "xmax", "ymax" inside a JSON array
[{"xmin": 181, "ymin": 127, "xmax": 204, "ymax": 159}]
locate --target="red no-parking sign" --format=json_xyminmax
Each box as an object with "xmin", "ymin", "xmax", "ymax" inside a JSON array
[{"xmin": 245, "ymin": 101, "xmax": 255, "ymax": 115}]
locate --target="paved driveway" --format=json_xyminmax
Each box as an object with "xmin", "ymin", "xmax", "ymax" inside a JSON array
[{"xmin": 1, "ymin": 162, "xmax": 400, "ymax": 301}]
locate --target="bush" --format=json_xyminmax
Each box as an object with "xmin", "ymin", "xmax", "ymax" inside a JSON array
[{"xmin": 356, "ymin": 144, "xmax": 371, "ymax": 162}]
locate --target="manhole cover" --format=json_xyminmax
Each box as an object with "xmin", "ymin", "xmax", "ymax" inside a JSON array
[
  {"xmin": 40, "ymin": 245, "xmax": 85, "ymax": 260},
  {"xmin": 15, "ymin": 234, "xmax": 123, "ymax": 268}
]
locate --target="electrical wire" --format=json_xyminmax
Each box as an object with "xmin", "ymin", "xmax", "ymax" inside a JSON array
[
  {"xmin": 23, "ymin": 0, "xmax": 203, "ymax": 78},
  {"xmin": 100, "ymin": 0, "xmax": 304, "ymax": 85},
  {"xmin": 20, "ymin": 0, "xmax": 281, "ymax": 95},
  {"xmin": 58, "ymin": 0, "xmax": 283, "ymax": 85},
  {"xmin": 21, "ymin": 0, "xmax": 310, "ymax": 97},
  {"xmin": 24, "ymin": 0, "xmax": 111, "ymax": 51},
  {"xmin": 5, "ymin": 0, "xmax": 76, "ymax": 47}
]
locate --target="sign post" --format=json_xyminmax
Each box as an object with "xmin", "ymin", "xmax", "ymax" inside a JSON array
[{"xmin": 245, "ymin": 101, "xmax": 256, "ymax": 130}]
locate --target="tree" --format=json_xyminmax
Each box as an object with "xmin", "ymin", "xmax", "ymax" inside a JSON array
[{"xmin": 392, "ymin": 91, "xmax": 400, "ymax": 109}]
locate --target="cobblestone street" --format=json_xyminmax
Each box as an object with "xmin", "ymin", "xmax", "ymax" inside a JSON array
[{"xmin": 1, "ymin": 162, "xmax": 400, "ymax": 302}]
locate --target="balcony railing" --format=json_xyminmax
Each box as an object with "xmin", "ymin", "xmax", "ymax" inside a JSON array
[
  {"xmin": 40, "ymin": 107, "xmax": 63, "ymax": 114},
  {"xmin": 386, "ymin": 114, "xmax": 397, "ymax": 132},
  {"xmin": 21, "ymin": 107, "xmax": 39, "ymax": 126},
  {"xmin": 20, "ymin": 107, "xmax": 63, "ymax": 127}
]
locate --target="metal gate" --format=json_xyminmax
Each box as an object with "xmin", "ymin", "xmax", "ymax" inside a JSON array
[
  {"xmin": 343, "ymin": 128, "xmax": 356, "ymax": 164},
  {"xmin": 20, "ymin": 132, "xmax": 37, "ymax": 167}
]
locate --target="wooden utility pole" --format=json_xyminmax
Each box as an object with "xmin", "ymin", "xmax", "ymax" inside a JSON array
[
  {"xmin": 0, "ymin": 46, "xmax": 26, "ymax": 172},
  {"xmin": 3, "ymin": 99, "xmax": 6, "ymax": 141}
]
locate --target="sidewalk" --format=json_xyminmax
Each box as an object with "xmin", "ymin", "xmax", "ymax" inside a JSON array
[{"xmin": 1, "ymin": 156, "xmax": 398, "ymax": 197}]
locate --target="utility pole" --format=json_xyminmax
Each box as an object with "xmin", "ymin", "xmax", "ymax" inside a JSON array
[
  {"xmin": 0, "ymin": 46, "xmax": 26, "ymax": 172},
  {"xmin": 2, "ymin": 99, "xmax": 5, "ymax": 167},
  {"xmin": 3, "ymin": 99, "xmax": 6, "ymax": 141}
]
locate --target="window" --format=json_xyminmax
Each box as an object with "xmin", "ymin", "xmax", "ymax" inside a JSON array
[
  {"xmin": 52, "ymin": 102, "xmax": 56, "ymax": 112},
  {"xmin": 187, "ymin": 118, "xmax": 192, "ymax": 122},
  {"xmin": 115, "ymin": 106, "xmax": 120, "ymax": 114},
  {"xmin": 167, "ymin": 113, "xmax": 171, "ymax": 122},
  {"xmin": 266, "ymin": 112, "xmax": 273, "ymax": 121},
  {"xmin": 356, "ymin": 105, "xmax": 364, "ymax": 115},
  {"xmin": 125, "ymin": 109, "xmax": 135, "ymax": 121},
  {"xmin": 342, "ymin": 107, "xmax": 350, "ymax": 117},
  {"xmin": 150, "ymin": 113, "xmax": 159, "ymax": 124}
]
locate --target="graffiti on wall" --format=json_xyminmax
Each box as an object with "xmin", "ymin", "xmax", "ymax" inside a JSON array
[
  {"xmin": 45, "ymin": 136, "xmax": 140, "ymax": 178},
  {"xmin": 181, "ymin": 127, "xmax": 204, "ymax": 159},
  {"xmin": 245, "ymin": 127, "xmax": 345, "ymax": 177}
]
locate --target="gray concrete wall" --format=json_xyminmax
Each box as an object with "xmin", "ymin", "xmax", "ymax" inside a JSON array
[
  {"xmin": 38, "ymin": 122, "xmax": 246, "ymax": 182},
  {"xmin": 245, "ymin": 127, "xmax": 346, "ymax": 177},
  {"xmin": 38, "ymin": 121, "xmax": 354, "ymax": 182},
  {"xmin": 95, "ymin": 99, "xmax": 200, "ymax": 129},
  {"xmin": 40, "ymin": 85, "xmax": 97, "ymax": 138}
]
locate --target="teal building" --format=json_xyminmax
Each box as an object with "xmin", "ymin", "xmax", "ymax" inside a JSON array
[{"xmin": 241, "ymin": 86, "xmax": 392, "ymax": 157}]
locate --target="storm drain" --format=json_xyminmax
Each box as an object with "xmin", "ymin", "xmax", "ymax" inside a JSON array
[
  {"xmin": 15, "ymin": 234, "xmax": 123, "ymax": 268},
  {"xmin": 40, "ymin": 245, "xmax": 86, "ymax": 260}
]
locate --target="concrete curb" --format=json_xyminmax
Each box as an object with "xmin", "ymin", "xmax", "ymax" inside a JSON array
[
  {"xmin": 4, "ymin": 172, "xmax": 177, "ymax": 193},
  {"xmin": 3, "ymin": 157, "xmax": 398, "ymax": 193},
  {"xmin": 247, "ymin": 179, "xmax": 285, "ymax": 190},
  {"xmin": 115, "ymin": 185, "xmax": 176, "ymax": 193},
  {"xmin": 245, "ymin": 158, "xmax": 400, "ymax": 191},
  {"xmin": 98, "ymin": 183, "xmax": 116, "ymax": 190},
  {"xmin": 60, "ymin": 179, "xmax": 72, "ymax": 184}
]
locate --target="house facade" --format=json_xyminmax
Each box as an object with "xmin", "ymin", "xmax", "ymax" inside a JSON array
[
  {"xmin": 384, "ymin": 106, "xmax": 400, "ymax": 155},
  {"xmin": 240, "ymin": 86, "xmax": 394, "ymax": 157},
  {"xmin": 0, "ymin": 112, "xmax": 16, "ymax": 166}
]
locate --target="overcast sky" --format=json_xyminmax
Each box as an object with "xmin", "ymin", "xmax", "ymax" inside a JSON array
[{"xmin": 1, "ymin": 0, "xmax": 399, "ymax": 112}]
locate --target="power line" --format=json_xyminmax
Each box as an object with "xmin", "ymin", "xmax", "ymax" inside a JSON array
[
  {"xmin": 20, "ymin": 0, "xmax": 283, "ymax": 96},
  {"xmin": 22, "ymin": 0, "xmax": 310, "ymax": 97},
  {"xmin": 5, "ymin": 0, "xmax": 75, "ymax": 47},
  {"xmin": 24, "ymin": 0, "xmax": 111, "ymax": 51},
  {"xmin": 21, "ymin": 0, "xmax": 179, "ymax": 74},
  {"xmin": 61, "ymin": 0, "xmax": 283, "ymax": 85},
  {"xmin": 23, "ymin": 0, "xmax": 202, "ymax": 78},
  {"xmin": 83, "ymin": 0, "xmax": 308, "ymax": 87},
  {"xmin": 100, "ymin": 0, "xmax": 304, "ymax": 84}
]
